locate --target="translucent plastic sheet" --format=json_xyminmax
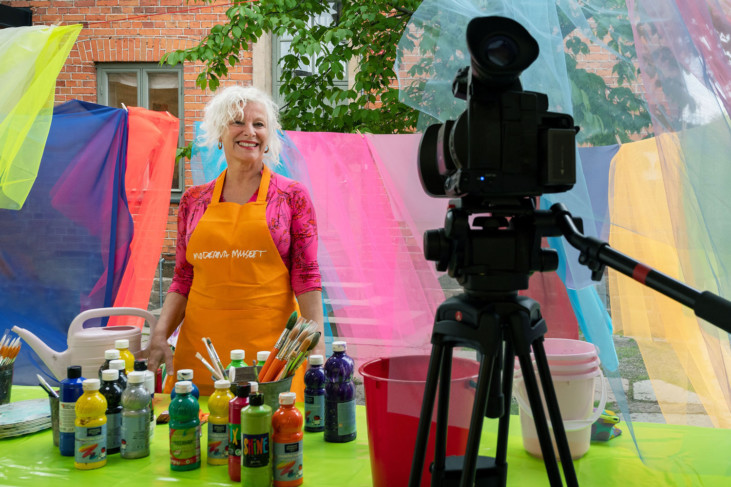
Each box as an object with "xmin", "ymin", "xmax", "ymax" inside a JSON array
[
  {"xmin": 395, "ymin": 0, "xmax": 731, "ymax": 474},
  {"xmin": 0, "ymin": 24, "xmax": 81, "ymax": 210},
  {"xmin": 0, "ymin": 101, "xmax": 133, "ymax": 386},
  {"xmin": 109, "ymin": 108, "xmax": 179, "ymax": 327}
]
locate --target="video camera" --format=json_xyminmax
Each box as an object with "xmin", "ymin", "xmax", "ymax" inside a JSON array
[{"xmin": 418, "ymin": 16, "xmax": 578, "ymax": 200}]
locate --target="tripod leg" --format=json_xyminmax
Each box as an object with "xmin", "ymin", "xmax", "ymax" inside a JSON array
[
  {"xmin": 409, "ymin": 342, "xmax": 445, "ymax": 487},
  {"xmin": 494, "ymin": 341, "xmax": 514, "ymax": 466},
  {"xmin": 432, "ymin": 346, "xmax": 453, "ymax": 486},
  {"xmin": 532, "ymin": 339, "xmax": 579, "ymax": 487},
  {"xmin": 458, "ymin": 351, "xmax": 494, "ymax": 487},
  {"xmin": 516, "ymin": 352, "xmax": 564, "ymax": 486}
]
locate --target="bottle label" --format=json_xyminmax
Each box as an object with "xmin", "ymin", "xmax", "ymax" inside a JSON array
[
  {"xmin": 107, "ymin": 412, "xmax": 121, "ymax": 450},
  {"xmin": 243, "ymin": 432, "xmax": 269, "ymax": 468},
  {"xmin": 337, "ymin": 400, "xmax": 357, "ymax": 436},
  {"xmin": 75, "ymin": 425, "xmax": 107, "ymax": 464},
  {"xmin": 305, "ymin": 394, "xmax": 325, "ymax": 428},
  {"xmin": 60, "ymin": 402, "xmax": 76, "ymax": 433},
  {"xmin": 207, "ymin": 422, "xmax": 229, "ymax": 460},
  {"xmin": 170, "ymin": 425, "xmax": 201, "ymax": 466},
  {"xmin": 121, "ymin": 413, "xmax": 149, "ymax": 455},
  {"xmin": 229, "ymin": 422, "xmax": 241, "ymax": 459},
  {"xmin": 273, "ymin": 440, "xmax": 303, "ymax": 482}
]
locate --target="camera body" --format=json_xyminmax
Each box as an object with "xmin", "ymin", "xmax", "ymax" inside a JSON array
[{"xmin": 418, "ymin": 17, "xmax": 577, "ymax": 199}]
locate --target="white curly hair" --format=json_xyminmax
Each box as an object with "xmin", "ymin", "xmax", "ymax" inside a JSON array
[{"xmin": 198, "ymin": 85, "xmax": 282, "ymax": 168}]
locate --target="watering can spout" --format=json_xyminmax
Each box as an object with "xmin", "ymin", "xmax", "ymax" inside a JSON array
[{"xmin": 11, "ymin": 325, "xmax": 68, "ymax": 380}]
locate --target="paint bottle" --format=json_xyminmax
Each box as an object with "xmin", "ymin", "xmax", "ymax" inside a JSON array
[
  {"xmin": 115, "ymin": 339, "xmax": 135, "ymax": 373},
  {"xmin": 100, "ymin": 368, "xmax": 122, "ymax": 454},
  {"xmin": 227, "ymin": 349, "xmax": 246, "ymax": 369},
  {"xmin": 134, "ymin": 359, "xmax": 156, "ymax": 439},
  {"xmin": 110, "ymin": 359, "xmax": 127, "ymax": 390},
  {"xmin": 169, "ymin": 381, "xmax": 201, "ymax": 470},
  {"xmin": 324, "ymin": 341, "xmax": 356, "ymax": 443},
  {"xmin": 74, "ymin": 378, "xmax": 107, "ymax": 470},
  {"xmin": 170, "ymin": 369, "xmax": 199, "ymax": 399},
  {"xmin": 228, "ymin": 382, "xmax": 251, "ymax": 481},
  {"xmin": 98, "ymin": 349, "xmax": 120, "ymax": 380},
  {"xmin": 207, "ymin": 379, "xmax": 234, "ymax": 466},
  {"xmin": 241, "ymin": 392, "xmax": 273, "ymax": 487},
  {"xmin": 272, "ymin": 392, "xmax": 303, "ymax": 487},
  {"xmin": 304, "ymin": 354, "xmax": 325, "ymax": 432},
  {"xmin": 256, "ymin": 351, "xmax": 270, "ymax": 367},
  {"xmin": 59, "ymin": 365, "xmax": 85, "ymax": 456},
  {"xmin": 121, "ymin": 371, "xmax": 150, "ymax": 459}
]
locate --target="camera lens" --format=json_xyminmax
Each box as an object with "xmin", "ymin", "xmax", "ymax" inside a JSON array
[{"xmin": 482, "ymin": 35, "xmax": 518, "ymax": 68}]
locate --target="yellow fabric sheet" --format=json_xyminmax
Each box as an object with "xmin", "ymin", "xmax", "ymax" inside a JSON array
[
  {"xmin": 608, "ymin": 135, "xmax": 731, "ymax": 428},
  {"xmin": 0, "ymin": 24, "xmax": 81, "ymax": 210}
]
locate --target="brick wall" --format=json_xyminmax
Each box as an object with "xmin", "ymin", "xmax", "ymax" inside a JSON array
[{"xmin": 4, "ymin": 0, "xmax": 253, "ymax": 257}]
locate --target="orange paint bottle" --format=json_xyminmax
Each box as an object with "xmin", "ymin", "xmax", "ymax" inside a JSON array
[{"xmin": 272, "ymin": 392, "xmax": 303, "ymax": 487}]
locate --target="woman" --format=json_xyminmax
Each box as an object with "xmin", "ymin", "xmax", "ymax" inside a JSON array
[{"xmin": 144, "ymin": 85, "xmax": 324, "ymax": 396}]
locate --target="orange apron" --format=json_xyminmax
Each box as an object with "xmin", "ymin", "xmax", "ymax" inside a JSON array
[{"xmin": 166, "ymin": 166, "xmax": 304, "ymax": 397}]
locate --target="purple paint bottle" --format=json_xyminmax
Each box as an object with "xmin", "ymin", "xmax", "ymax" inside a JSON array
[
  {"xmin": 324, "ymin": 342, "xmax": 356, "ymax": 443},
  {"xmin": 304, "ymin": 355, "xmax": 325, "ymax": 432}
]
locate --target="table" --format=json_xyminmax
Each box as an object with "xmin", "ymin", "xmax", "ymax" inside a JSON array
[{"xmin": 1, "ymin": 387, "xmax": 728, "ymax": 486}]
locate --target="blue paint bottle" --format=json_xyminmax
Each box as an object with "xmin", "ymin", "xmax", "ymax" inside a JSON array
[{"xmin": 59, "ymin": 365, "xmax": 85, "ymax": 456}]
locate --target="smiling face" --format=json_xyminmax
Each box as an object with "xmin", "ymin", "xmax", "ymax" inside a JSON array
[{"xmin": 220, "ymin": 101, "xmax": 270, "ymax": 169}]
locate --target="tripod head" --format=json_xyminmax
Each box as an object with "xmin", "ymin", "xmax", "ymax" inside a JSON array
[{"xmin": 423, "ymin": 196, "xmax": 582, "ymax": 296}]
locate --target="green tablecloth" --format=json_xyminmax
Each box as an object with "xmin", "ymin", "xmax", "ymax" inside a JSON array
[{"xmin": 1, "ymin": 386, "xmax": 729, "ymax": 486}]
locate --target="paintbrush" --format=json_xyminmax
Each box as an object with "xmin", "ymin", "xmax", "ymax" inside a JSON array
[
  {"xmin": 261, "ymin": 319, "xmax": 306, "ymax": 383},
  {"xmin": 195, "ymin": 352, "xmax": 223, "ymax": 381},
  {"xmin": 37, "ymin": 374, "xmax": 59, "ymax": 398},
  {"xmin": 285, "ymin": 331, "xmax": 321, "ymax": 378},
  {"xmin": 202, "ymin": 337, "xmax": 225, "ymax": 379},
  {"xmin": 258, "ymin": 311, "xmax": 298, "ymax": 381}
]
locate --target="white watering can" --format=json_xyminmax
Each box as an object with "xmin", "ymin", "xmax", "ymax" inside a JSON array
[{"xmin": 12, "ymin": 307, "xmax": 157, "ymax": 381}]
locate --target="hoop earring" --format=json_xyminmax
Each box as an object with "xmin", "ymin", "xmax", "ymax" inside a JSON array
[
  {"xmin": 264, "ymin": 146, "xmax": 269, "ymax": 153},
  {"xmin": 218, "ymin": 141, "xmax": 222, "ymax": 150}
]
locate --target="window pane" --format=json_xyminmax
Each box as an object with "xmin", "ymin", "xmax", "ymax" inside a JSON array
[
  {"xmin": 148, "ymin": 72, "xmax": 179, "ymax": 116},
  {"xmin": 107, "ymin": 72, "xmax": 138, "ymax": 109}
]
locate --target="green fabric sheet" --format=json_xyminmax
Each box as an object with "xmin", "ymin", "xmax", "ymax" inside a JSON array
[{"xmin": 1, "ymin": 386, "xmax": 728, "ymax": 486}]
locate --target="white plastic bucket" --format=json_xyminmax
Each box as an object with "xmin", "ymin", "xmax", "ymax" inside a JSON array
[{"xmin": 514, "ymin": 366, "xmax": 606, "ymax": 460}]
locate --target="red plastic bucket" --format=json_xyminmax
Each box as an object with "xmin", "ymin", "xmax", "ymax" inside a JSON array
[{"xmin": 359, "ymin": 355, "xmax": 479, "ymax": 487}]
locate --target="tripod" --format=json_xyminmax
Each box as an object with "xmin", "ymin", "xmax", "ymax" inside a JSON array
[
  {"xmin": 409, "ymin": 201, "xmax": 731, "ymax": 487},
  {"xmin": 408, "ymin": 292, "xmax": 578, "ymax": 487}
]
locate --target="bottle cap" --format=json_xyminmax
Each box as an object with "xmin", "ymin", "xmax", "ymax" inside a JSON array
[
  {"xmin": 309, "ymin": 354, "xmax": 324, "ymax": 366},
  {"xmin": 67, "ymin": 365, "xmax": 82, "ymax": 379},
  {"xmin": 114, "ymin": 339, "xmax": 129, "ymax": 349},
  {"xmin": 102, "ymin": 369, "xmax": 119, "ymax": 381},
  {"xmin": 332, "ymin": 341, "xmax": 347, "ymax": 352},
  {"xmin": 175, "ymin": 381, "xmax": 193, "ymax": 394},
  {"xmin": 104, "ymin": 349, "xmax": 121, "ymax": 360},
  {"xmin": 178, "ymin": 369, "xmax": 193, "ymax": 380},
  {"xmin": 279, "ymin": 391, "xmax": 296, "ymax": 405},
  {"xmin": 249, "ymin": 381, "xmax": 258, "ymax": 393},
  {"xmin": 249, "ymin": 393, "xmax": 264, "ymax": 406},
  {"xmin": 128, "ymin": 371, "xmax": 145, "ymax": 384},
  {"xmin": 257, "ymin": 351, "xmax": 270, "ymax": 362},
  {"xmin": 235, "ymin": 382, "xmax": 251, "ymax": 398},
  {"xmin": 109, "ymin": 359, "xmax": 125, "ymax": 371},
  {"xmin": 230, "ymin": 349, "xmax": 245, "ymax": 361},
  {"xmin": 83, "ymin": 378, "xmax": 100, "ymax": 391},
  {"xmin": 214, "ymin": 379, "xmax": 231, "ymax": 390},
  {"xmin": 133, "ymin": 360, "xmax": 147, "ymax": 372}
]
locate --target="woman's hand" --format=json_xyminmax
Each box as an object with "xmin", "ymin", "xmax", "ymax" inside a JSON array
[
  {"xmin": 297, "ymin": 290, "xmax": 327, "ymax": 358},
  {"xmin": 142, "ymin": 291, "xmax": 187, "ymax": 378}
]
